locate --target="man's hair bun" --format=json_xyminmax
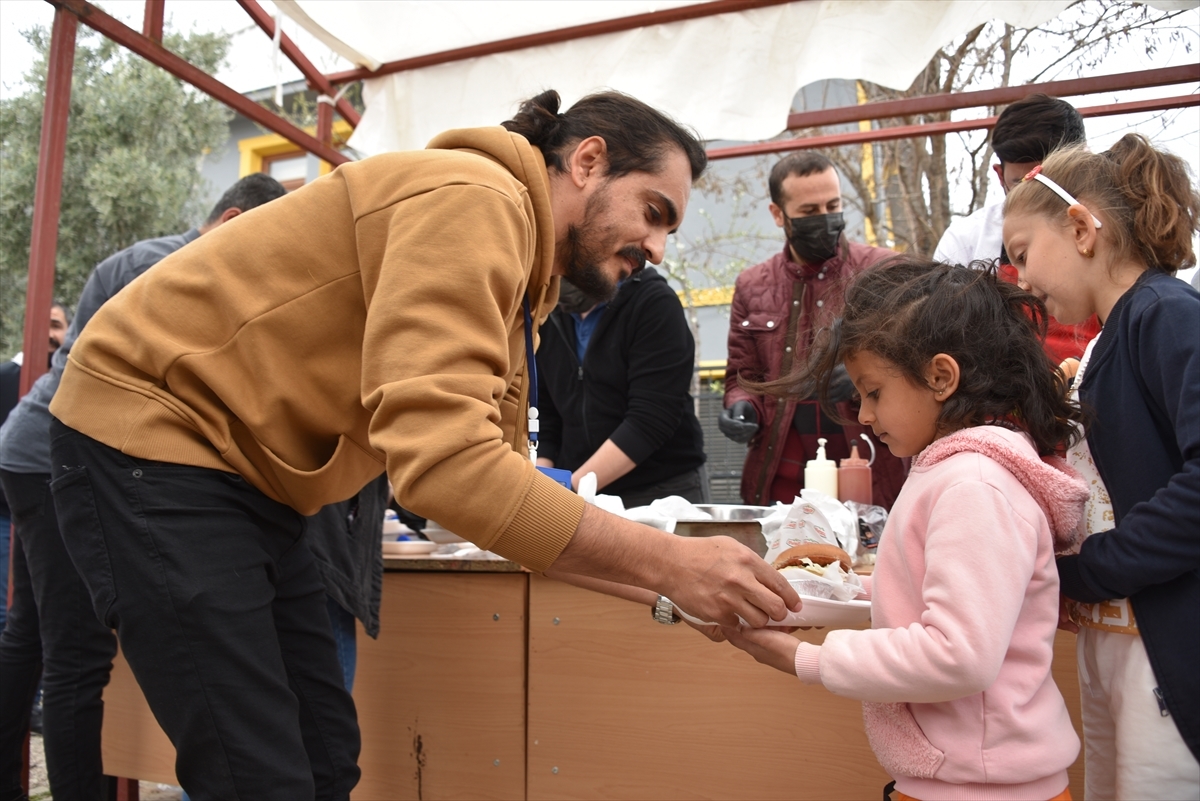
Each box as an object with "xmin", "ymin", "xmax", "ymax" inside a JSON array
[{"xmin": 501, "ymin": 88, "xmax": 707, "ymax": 182}]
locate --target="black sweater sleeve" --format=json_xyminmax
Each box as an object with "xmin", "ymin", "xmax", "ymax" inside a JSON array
[{"xmin": 606, "ymin": 281, "xmax": 695, "ymax": 465}]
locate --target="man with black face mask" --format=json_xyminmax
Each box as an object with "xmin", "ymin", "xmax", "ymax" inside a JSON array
[{"xmin": 718, "ymin": 152, "xmax": 906, "ymax": 509}]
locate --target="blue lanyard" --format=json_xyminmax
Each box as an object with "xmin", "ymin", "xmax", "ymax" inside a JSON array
[{"xmin": 523, "ymin": 295, "xmax": 538, "ymax": 461}]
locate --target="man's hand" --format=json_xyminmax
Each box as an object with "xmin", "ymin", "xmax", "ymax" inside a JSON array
[
  {"xmin": 724, "ymin": 625, "xmax": 802, "ymax": 676},
  {"xmin": 549, "ymin": 505, "xmax": 800, "ymax": 631},
  {"xmin": 658, "ymin": 535, "xmax": 800, "ymax": 628},
  {"xmin": 718, "ymin": 400, "xmax": 759, "ymax": 444}
]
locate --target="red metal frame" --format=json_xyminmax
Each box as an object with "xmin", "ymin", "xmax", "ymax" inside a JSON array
[
  {"xmin": 141, "ymin": 0, "xmax": 163, "ymax": 42},
  {"xmin": 19, "ymin": 6, "xmax": 76, "ymax": 395},
  {"xmin": 709, "ymin": 93, "xmax": 1200, "ymax": 160},
  {"xmin": 323, "ymin": 0, "xmax": 795, "ymax": 85},
  {"xmin": 235, "ymin": 0, "xmax": 360, "ymax": 127},
  {"xmin": 784, "ymin": 64, "xmax": 1200, "ymax": 130},
  {"xmin": 57, "ymin": 0, "xmax": 348, "ymax": 165}
]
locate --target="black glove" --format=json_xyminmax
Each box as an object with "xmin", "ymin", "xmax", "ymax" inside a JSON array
[
  {"xmin": 718, "ymin": 401, "xmax": 759, "ymax": 444},
  {"xmin": 826, "ymin": 363, "xmax": 857, "ymax": 404}
]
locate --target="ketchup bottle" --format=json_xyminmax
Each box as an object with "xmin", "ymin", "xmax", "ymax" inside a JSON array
[{"xmin": 837, "ymin": 439, "xmax": 873, "ymax": 506}]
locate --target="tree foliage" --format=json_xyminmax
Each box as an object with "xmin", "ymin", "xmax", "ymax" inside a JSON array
[{"xmin": 0, "ymin": 26, "xmax": 232, "ymax": 358}]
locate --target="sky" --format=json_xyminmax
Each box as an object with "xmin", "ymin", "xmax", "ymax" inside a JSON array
[{"xmin": 0, "ymin": 0, "xmax": 353, "ymax": 98}]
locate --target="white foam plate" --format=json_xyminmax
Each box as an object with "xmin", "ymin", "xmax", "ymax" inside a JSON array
[
  {"xmin": 382, "ymin": 540, "xmax": 439, "ymax": 556},
  {"xmin": 677, "ymin": 594, "xmax": 870, "ymax": 629}
]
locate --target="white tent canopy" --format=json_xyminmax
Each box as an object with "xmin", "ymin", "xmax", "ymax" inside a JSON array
[{"xmin": 278, "ymin": 0, "xmax": 1073, "ymax": 156}]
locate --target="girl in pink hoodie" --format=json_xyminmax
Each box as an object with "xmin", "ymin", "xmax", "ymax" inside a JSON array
[{"xmin": 728, "ymin": 260, "xmax": 1089, "ymax": 801}]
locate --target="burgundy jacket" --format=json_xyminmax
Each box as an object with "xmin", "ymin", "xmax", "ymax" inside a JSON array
[{"xmin": 724, "ymin": 240, "xmax": 907, "ymax": 508}]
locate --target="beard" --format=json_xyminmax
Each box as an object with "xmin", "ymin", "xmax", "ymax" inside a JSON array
[{"xmin": 558, "ymin": 184, "xmax": 646, "ymax": 305}]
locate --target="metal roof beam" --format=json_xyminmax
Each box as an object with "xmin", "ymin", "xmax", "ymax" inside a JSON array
[
  {"xmin": 323, "ymin": 0, "xmax": 795, "ymax": 85},
  {"xmin": 235, "ymin": 0, "xmax": 360, "ymax": 127},
  {"xmin": 784, "ymin": 64, "xmax": 1200, "ymax": 130},
  {"xmin": 51, "ymin": 0, "xmax": 349, "ymax": 165},
  {"xmin": 709, "ymin": 93, "xmax": 1200, "ymax": 160},
  {"xmin": 142, "ymin": 0, "xmax": 163, "ymax": 42}
]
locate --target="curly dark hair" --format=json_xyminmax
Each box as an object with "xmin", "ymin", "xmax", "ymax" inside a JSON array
[{"xmin": 749, "ymin": 259, "xmax": 1084, "ymax": 456}]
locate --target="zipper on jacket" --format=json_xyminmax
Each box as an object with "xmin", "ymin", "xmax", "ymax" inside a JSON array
[{"xmin": 1154, "ymin": 687, "xmax": 1170, "ymax": 717}]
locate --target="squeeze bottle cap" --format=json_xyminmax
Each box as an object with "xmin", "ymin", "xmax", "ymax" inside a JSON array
[
  {"xmin": 807, "ymin": 437, "xmax": 835, "ymax": 467},
  {"xmin": 841, "ymin": 441, "xmax": 869, "ymax": 467}
]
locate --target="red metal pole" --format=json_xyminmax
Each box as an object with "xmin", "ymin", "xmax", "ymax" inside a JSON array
[
  {"xmin": 707, "ymin": 93, "xmax": 1200, "ymax": 160},
  {"xmin": 323, "ymin": 0, "xmax": 795, "ymax": 85},
  {"xmin": 142, "ymin": 0, "xmax": 163, "ymax": 42},
  {"xmin": 56, "ymin": 0, "xmax": 348, "ymax": 166},
  {"xmin": 317, "ymin": 94, "xmax": 334, "ymax": 148},
  {"xmin": 783, "ymin": 64, "xmax": 1200, "ymax": 131},
  {"xmin": 20, "ymin": 6, "xmax": 77, "ymax": 396},
  {"xmin": 236, "ymin": 0, "xmax": 360, "ymax": 127}
]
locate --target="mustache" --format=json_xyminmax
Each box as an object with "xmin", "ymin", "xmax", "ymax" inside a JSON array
[{"xmin": 619, "ymin": 246, "xmax": 647, "ymax": 273}]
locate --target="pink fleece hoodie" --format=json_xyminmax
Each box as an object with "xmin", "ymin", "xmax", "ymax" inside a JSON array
[{"xmin": 794, "ymin": 426, "xmax": 1086, "ymax": 801}]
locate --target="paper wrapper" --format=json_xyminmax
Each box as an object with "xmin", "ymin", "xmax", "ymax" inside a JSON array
[
  {"xmin": 778, "ymin": 561, "xmax": 864, "ymax": 602},
  {"xmin": 762, "ymin": 489, "xmax": 860, "ymax": 566}
]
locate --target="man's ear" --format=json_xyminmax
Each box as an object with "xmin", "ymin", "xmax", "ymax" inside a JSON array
[
  {"xmin": 993, "ymin": 163, "xmax": 1007, "ymax": 194},
  {"xmin": 218, "ymin": 207, "xmax": 242, "ymax": 225},
  {"xmin": 768, "ymin": 202, "xmax": 786, "ymax": 229},
  {"xmin": 925, "ymin": 353, "xmax": 961, "ymax": 402},
  {"xmin": 565, "ymin": 136, "xmax": 608, "ymax": 189}
]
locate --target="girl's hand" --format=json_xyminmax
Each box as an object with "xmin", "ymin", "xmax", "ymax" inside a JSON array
[
  {"xmin": 1058, "ymin": 593, "xmax": 1080, "ymax": 634},
  {"xmin": 684, "ymin": 618, "xmax": 727, "ymax": 643},
  {"xmin": 724, "ymin": 625, "xmax": 802, "ymax": 676}
]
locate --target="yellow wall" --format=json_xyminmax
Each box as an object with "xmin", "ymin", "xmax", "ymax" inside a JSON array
[{"xmin": 237, "ymin": 119, "xmax": 353, "ymax": 178}]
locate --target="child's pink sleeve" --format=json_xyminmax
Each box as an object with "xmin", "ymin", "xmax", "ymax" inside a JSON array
[{"xmin": 794, "ymin": 642, "xmax": 822, "ymax": 684}]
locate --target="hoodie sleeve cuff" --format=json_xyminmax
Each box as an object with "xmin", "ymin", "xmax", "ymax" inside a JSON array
[
  {"xmin": 794, "ymin": 642, "xmax": 823, "ymax": 685},
  {"xmin": 1057, "ymin": 554, "xmax": 1110, "ymax": 604}
]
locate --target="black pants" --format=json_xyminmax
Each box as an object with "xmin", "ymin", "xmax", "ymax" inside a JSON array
[
  {"xmin": 48, "ymin": 420, "xmax": 360, "ymax": 801},
  {"xmin": 0, "ymin": 470, "xmax": 117, "ymax": 801}
]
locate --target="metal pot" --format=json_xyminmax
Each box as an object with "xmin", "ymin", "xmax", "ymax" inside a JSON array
[{"xmin": 672, "ymin": 504, "xmax": 774, "ymax": 557}]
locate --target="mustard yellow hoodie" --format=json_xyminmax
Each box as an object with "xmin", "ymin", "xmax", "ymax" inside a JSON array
[{"xmin": 51, "ymin": 127, "xmax": 585, "ymax": 571}]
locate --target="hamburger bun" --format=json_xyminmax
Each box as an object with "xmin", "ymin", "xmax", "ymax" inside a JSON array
[{"xmin": 772, "ymin": 543, "xmax": 852, "ymax": 574}]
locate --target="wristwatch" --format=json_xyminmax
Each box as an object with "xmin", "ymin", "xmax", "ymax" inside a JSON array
[{"xmin": 652, "ymin": 595, "xmax": 680, "ymax": 625}]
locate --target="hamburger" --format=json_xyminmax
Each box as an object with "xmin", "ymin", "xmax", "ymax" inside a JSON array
[{"xmin": 772, "ymin": 543, "xmax": 852, "ymax": 575}]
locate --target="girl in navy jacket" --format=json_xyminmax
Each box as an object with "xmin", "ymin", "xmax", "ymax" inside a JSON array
[{"xmin": 1003, "ymin": 133, "xmax": 1200, "ymax": 799}]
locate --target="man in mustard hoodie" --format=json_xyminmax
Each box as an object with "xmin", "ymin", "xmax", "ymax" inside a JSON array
[{"xmin": 47, "ymin": 89, "xmax": 798, "ymax": 799}]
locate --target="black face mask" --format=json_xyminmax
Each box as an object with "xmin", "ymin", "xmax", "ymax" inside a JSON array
[
  {"xmin": 785, "ymin": 212, "xmax": 845, "ymax": 264},
  {"xmin": 556, "ymin": 278, "xmax": 597, "ymax": 316}
]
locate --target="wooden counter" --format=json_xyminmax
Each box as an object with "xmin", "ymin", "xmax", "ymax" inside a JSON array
[{"xmin": 101, "ymin": 561, "xmax": 1086, "ymax": 799}]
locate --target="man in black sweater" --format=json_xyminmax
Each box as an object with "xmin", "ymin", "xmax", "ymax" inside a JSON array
[{"xmin": 535, "ymin": 268, "xmax": 708, "ymax": 508}]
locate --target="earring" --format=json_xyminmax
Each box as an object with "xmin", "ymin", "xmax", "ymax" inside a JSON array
[{"xmin": 1083, "ymin": 248, "xmax": 1094, "ymax": 258}]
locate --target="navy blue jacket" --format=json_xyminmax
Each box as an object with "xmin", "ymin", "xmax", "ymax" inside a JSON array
[
  {"xmin": 1056, "ymin": 270, "xmax": 1200, "ymax": 758},
  {"xmin": 536, "ymin": 267, "xmax": 705, "ymax": 501}
]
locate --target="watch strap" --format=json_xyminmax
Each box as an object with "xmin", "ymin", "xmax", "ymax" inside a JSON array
[{"xmin": 652, "ymin": 595, "xmax": 680, "ymax": 625}]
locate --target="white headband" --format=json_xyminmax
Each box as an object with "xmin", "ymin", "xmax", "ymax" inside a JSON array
[{"xmin": 1024, "ymin": 166, "xmax": 1103, "ymax": 229}]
